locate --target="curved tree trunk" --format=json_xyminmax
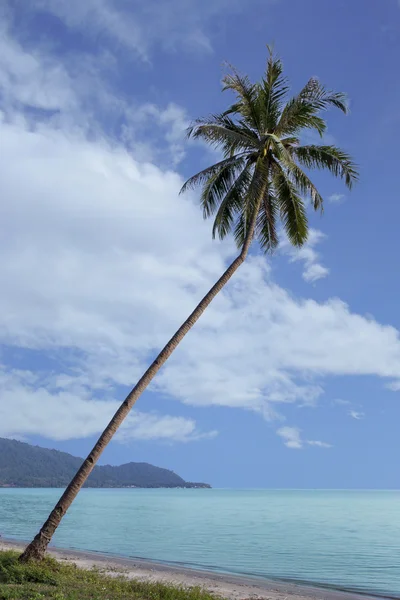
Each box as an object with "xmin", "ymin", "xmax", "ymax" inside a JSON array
[{"xmin": 19, "ymin": 200, "xmax": 261, "ymax": 562}]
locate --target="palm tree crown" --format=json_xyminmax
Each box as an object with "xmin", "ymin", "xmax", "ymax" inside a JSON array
[{"xmin": 181, "ymin": 47, "xmax": 358, "ymax": 252}]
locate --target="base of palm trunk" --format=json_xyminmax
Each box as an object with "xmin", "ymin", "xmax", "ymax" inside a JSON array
[{"xmin": 19, "ymin": 534, "xmax": 49, "ymax": 562}]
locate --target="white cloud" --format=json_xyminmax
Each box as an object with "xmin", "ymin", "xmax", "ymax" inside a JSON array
[
  {"xmin": 19, "ymin": 0, "xmax": 266, "ymax": 59},
  {"xmin": 277, "ymin": 427, "xmax": 303, "ymax": 449},
  {"xmin": 0, "ymin": 24, "xmax": 190, "ymax": 167},
  {"xmin": 0, "ymin": 368, "xmax": 214, "ymax": 443},
  {"xmin": 117, "ymin": 414, "xmax": 217, "ymax": 443},
  {"xmin": 0, "ymin": 29, "xmax": 76, "ymax": 112},
  {"xmin": 349, "ymin": 411, "xmax": 365, "ymax": 420},
  {"xmin": 121, "ymin": 102, "xmax": 189, "ymax": 166},
  {"xmin": 302, "ymin": 263, "xmax": 330, "ymax": 283},
  {"xmin": 333, "ymin": 399, "xmax": 351, "ymax": 406},
  {"xmin": 277, "ymin": 427, "xmax": 331, "ymax": 449},
  {"xmin": 1, "ymin": 20, "xmax": 400, "ymax": 445},
  {"xmin": 307, "ymin": 440, "xmax": 332, "ymax": 448},
  {"xmin": 280, "ymin": 229, "xmax": 329, "ymax": 283},
  {"xmin": 2, "ymin": 115, "xmax": 400, "ymax": 442},
  {"xmin": 386, "ymin": 380, "xmax": 400, "ymax": 391},
  {"xmin": 329, "ymin": 193, "xmax": 346, "ymax": 204}
]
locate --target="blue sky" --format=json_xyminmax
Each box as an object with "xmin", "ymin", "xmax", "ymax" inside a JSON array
[{"xmin": 1, "ymin": 0, "xmax": 400, "ymax": 488}]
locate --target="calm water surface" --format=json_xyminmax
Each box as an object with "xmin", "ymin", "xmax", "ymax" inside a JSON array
[{"xmin": 1, "ymin": 489, "xmax": 399, "ymax": 597}]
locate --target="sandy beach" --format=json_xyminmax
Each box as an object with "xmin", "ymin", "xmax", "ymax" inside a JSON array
[{"xmin": 0, "ymin": 539, "xmax": 380, "ymax": 600}]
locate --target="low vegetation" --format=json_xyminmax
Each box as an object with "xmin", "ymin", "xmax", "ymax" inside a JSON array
[{"xmin": 0, "ymin": 552, "xmax": 218, "ymax": 600}]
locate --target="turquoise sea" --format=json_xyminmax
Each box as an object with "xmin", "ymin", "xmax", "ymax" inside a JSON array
[{"xmin": 1, "ymin": 489, "xmax": 399, "ymax": 597}]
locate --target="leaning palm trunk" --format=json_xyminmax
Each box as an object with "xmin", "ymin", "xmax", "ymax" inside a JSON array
[
  {"xmin": 20, "ymin": 47, "xmax": 357, "ymax": 562},
  {"xmin": 19, "ymin": 201, "xmax": 261, "ymax": 562}
]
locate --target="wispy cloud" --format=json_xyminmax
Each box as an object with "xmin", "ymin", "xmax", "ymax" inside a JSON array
[
  {"xmin": 0, "ymin": 19, "xmax": 191, "ymax": 167},
  {"xmin": 302, "ymin": 263, "xmax": 330, "ymax": 283},
  {"xmin": 386, "ymin": 380, "xmax": 400, "ymax": 391},
  {"xmin": 277, "ymin": 427, "xmax": 332, "ymax": 450},
  {"xmin": 307, "ymin": 440, "xmax": 332, "ymax": 448},
  {"xmin": 333, "ymin": 400, "xmax": 365, "ymax": 422},
  {"xmin": 277, "ymin": 427, "xmax": 303, "ymax": 449},
  {"xmin": 18, "ymin": 0, "xmax": 268, "ymax": 60},
  {"xmin": 349, "ymin": 411, "xmax": 365, "ymax": 420},
  {"xmin": 329, "ymin": 193, "xmax": 346, "ymax": 204},
  {"xmin": 0, "ymin": 368, "xmax": 216, "ymax": 443},
  {"xmin": 333, "ymin": 399, "xmax": 351, "ymax": 406},
  {"xmin": 281, "ymin": 229, "xmax": 329, "ymax": 283}
]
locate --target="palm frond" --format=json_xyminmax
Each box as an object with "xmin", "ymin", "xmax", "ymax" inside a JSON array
[
  {"xmin": 200, "ymin": 157, "xmax": 247, "ymax": 218},
  {"xmin": 212, "ymin": 164, "xmax": 254, "ymax": 239},
  {"xmin": 276, "ymin": 78, "xmax": 348, "ymax": 137},
  {"xmin": 281, "ymin": 136, "xmax": 300, "ymax": 147},
  {"xmin": 256, "ymin": 189, "xmax": 280, "ymax": 252},
  {"xmin": 294, "ymin": 145, "xmax": 359, "ymax": 189},
  {"xmin": 258, "ymin": 46, "xmax": 289, "ymax": 132},
  {"xmin": 233, "ymin": 160, "xmax": 270, "ymax": 248},
  {"xmin": 233, "ymin": 212, "xmax": 247, "ymax": 249},
  {"xmin": 222, "ymin": 67, "xmax": 262, "ymax": 132},
  {"xmin": 187, "ymin": 116, "xmax": 260, "ymax": 157},
  {"xmin": 269, "ymin": 141, "xmax": 324, "ymax": 211},
  {"xmin": 299, "ymin": 78, "xmax": 348, "ymax": 113},
  {"xmin": 275, "ymin": 97, "xmax": 326, "ymax": 137},
  {"xmin": 180, "ymin": 155, "xmax": 245, "ymax": 195},
  {"xmin": 273, "ymin": 166, "xmax": 308, "ymax": 246},
  {"xmin": 288, "ymin": 163, "xmax": 324, "ymax": 211}
]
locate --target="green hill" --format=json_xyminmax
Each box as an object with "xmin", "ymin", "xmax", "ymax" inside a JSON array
[{"xmin": 0, "ymin": 438, "xmax": 210, "ymax": 488}]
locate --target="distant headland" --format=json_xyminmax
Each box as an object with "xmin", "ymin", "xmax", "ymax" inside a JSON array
[{"xmin": 0, "ymin": 438, "xmax": 211, "ymax": 489}]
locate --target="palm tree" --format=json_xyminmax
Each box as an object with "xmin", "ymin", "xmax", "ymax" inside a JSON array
[{"xmin": 20, "ymin": 47, "xmax": 358, "ymax": 562}]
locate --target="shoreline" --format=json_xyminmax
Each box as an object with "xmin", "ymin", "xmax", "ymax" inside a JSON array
[{"xmin": 0, "ymin": 538, "xmax": 390, "ymax": 600}]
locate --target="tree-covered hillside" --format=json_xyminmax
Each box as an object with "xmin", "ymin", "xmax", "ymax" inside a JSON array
[{"xmin": 0, "ymin": 438, "xmax": 210, "ymax": 488}]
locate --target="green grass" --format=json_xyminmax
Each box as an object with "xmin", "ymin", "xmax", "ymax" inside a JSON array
[{"xmin": 0, "ymin": 552, "xmax": 220, "ymax": 600}]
